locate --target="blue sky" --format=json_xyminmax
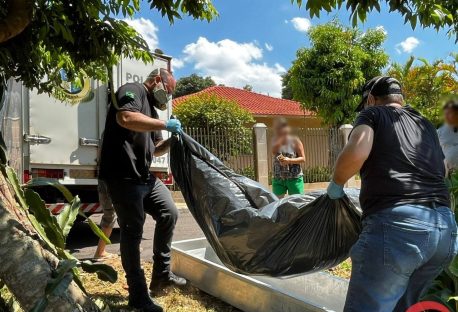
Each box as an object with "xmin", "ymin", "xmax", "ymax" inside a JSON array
[{"xmin": 125, "ymin": 0, "xmax": 457, "ymax": 97}]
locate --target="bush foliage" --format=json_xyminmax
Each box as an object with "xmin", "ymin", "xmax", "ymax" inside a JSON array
[{"xmin": 174, "ymin": 93, "xmax": 255, "ymax": 129}]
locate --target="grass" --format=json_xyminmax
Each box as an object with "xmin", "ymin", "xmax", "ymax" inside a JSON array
[
  {"xmin": 327, "ymin": 258, "xmax": 352, "ymax": 280},
  {"xmin": 80, "ymin": 259, "xmax": 240, "ymax": 312},
  {"xmin": 0, "ymin": 258, "xmax": 352, "ymax": 312}
]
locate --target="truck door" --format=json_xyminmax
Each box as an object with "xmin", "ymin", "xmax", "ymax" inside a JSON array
[{"xmin": 27, "ymin": 74, "xmax": 107, "ymax": 183}]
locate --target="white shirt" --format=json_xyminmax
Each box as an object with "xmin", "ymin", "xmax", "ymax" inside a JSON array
[{"xmin": 437, "ymin": 124, "xmax": 458, "ymax": 171}]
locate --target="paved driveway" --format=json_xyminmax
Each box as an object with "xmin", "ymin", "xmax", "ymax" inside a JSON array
[{"xmin": 67, "ymin": 204, "xmax": 204, "ymax": 260}]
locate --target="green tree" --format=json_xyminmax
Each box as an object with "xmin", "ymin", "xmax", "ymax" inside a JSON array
[
  {"xmin": 174, "ymin": 93, "xmax": 254, "ymax": 129},
  {"xmin": 243, "ymin": 84, "xmax": 253, "ymax": 91},
  {"xmin": 294, "ymin": 0, "xmax": 457, "ymax": 40},
  {"xmin": 281, "ymin": 70, "xmax": 293, "ymax": 100},
  {"xmin": 174, "ymin": 74, "xmax": 216, "ymax": 97},
  {"xmin": 290, "ymin": 21, "xmax": 389, "ymax": 126},
  {"xmin": 174, "ymin": 93, "xmax": 255, "ymax": 157},
  {"xmin": 0, "ymin": 1, "xmax": 217, "ymax": 94},
  {"xmin": 0, "ymin": 1, "xmax": 217, "ymax": 310},
  {"xmin": 388, "ymin": 55, "xmax": 458, "ymax": 126}
]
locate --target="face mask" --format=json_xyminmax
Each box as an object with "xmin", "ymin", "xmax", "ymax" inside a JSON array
[{"xmin": 152, "ymin": 82, "xmax": 171, "ymax": 111}]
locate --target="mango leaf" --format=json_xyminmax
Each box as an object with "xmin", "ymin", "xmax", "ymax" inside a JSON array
[
  {"xmin": 25, "ymin": 189, "xmax": 65, "ymax": 249},
  {"xmin": 26, "ymin": 178, "xmax": 74, "ymax": 203},
  {"xmin": 56, "ymin": 196, "xmax": 81, "ymax": 239},
  {"xmin": 80, "ymin": 261, "xmax": 118, "ymax": 283}
]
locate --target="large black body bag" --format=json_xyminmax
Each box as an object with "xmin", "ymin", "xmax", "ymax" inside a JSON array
[{"xmin": 170, "ymin": 133, "xmax": 362, "ymax": 276}]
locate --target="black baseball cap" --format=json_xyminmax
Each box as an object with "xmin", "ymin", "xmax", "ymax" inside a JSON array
[
  {"xmin": 443, "ymin": 99, "xmax": 458, "ymax": 110},
  {"xmin": 356, "ymin": 76, "xmax": 403, "ymax": 112}
]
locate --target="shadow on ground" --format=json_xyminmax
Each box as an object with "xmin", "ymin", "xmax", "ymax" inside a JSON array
[{"xmin": 66, "ymin": 220, "xmax": 121, "ymax": 254}]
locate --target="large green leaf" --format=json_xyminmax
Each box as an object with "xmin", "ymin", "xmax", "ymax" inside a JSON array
[
  {"xmin": 26, "ymin": 178, "xmax": 74, "ymax": 203},
  {"xmin": 24, "ymin": 189, "xmax": 65, "ymax": 249},
  {"xmin": 80, "ymin": 261, "xmax": 118, "ymax": 283},
  {"xmin": 83, "ymin": 212, "xmax": 111, "ymax": 244},
  {"xmin": 449, "ymin": 256, "xmax": 458, "ymax": 277},
  {"xmin": 56, "ymin": 196, "xmax": 81, "ymax": 239},
  {"xmin": 4, "ymin": 166, "xmax": 28, "ymax": 210},
  {"xmin": 30, "ymin": 259, "xmax": 77, "ymax": 312},
  {"xmin": 27, "ymin": 178, "xmax": 111, "ymax": 243}
]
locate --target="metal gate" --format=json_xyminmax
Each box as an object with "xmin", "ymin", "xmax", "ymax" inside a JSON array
[
  {"xmin": 267, "ymin": 128, "xmax": 344, "ymax": 184},
  {"xmin": 183, "ymin": 127, "xmax": 256, "ymax": 180}
]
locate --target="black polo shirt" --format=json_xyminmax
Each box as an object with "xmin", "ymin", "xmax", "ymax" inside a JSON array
[
  {"xmin": 99, "ymin": 82, "xmax": 163, "ymax": 181},
  {"xmin": 355, "ymin": 106, "xmax": 450, "ymax": 217}
]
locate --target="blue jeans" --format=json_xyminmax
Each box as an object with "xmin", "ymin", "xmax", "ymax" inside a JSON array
[{"xmin": 345, "ymin": 204, "xmax": 458, "ymax": 312}]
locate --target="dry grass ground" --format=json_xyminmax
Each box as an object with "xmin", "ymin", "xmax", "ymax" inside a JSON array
[
  {"xmin": 81, "ymin": 258, "xmax": 352, "ymax": 311},
  {"xmin": 1, "ymin": 258, "xmax": 352, "ymax": 312},
  {"xmin": 327, "ymin": 259, "xmax": 352, "ymax": 279},
  {"xmin": 81, "ymin": 259, "xmax": 241, "ymax": 312}
]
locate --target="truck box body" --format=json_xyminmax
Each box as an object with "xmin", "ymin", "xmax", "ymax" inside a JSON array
[{"xmin": 1, "ymin": 54, "xmax": 173, "ymax": 214}]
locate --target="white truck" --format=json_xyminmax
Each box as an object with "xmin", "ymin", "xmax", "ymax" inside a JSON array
[{"xmin": 0, "ymin": 53, "xmax": 174, "ymax": 215}]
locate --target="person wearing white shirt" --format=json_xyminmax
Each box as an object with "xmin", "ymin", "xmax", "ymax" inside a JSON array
[{"xmin": 438, "ymin": 99, "xmax": 458, "ymax": 174}]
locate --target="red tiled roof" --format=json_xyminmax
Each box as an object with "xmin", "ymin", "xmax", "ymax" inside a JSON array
[{"xmin": 173, "ymin": 86, "xmax": 313, "ymax": 117}]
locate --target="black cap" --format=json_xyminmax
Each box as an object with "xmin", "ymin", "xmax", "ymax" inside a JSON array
[
  {"xmin": 443, "ymin": 99, "xmax": 458, "ymax": 110},
  {"xmin": 356, "ymin": 76, "xmax": 403, "ymax": 112}
]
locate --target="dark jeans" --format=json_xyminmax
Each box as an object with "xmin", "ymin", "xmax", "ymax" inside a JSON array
[
  {"xmin": 105, "ymin": 178, "xmax": 178, "ymax": 299},
  {"xmin": 345, "ymin": 204, "xmax": 458, "ymax": 312}
]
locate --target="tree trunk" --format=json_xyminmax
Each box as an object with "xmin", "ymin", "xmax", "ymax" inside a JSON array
[
  {"xmin": 0, "ymin": 171, "xmax": 98, "ymax": 311},
  {"xmin": 0, "ymin": 0, "xmax": 33, "ymax": 44}
]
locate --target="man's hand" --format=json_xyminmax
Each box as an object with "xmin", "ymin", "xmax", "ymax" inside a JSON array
[
  {"xmin": 165, "ymin": 119, "xmax": 182, "ymax": 133},
  {"xmin": 327, "ymin": 180, "xmax": 345, "ymax": 199}
]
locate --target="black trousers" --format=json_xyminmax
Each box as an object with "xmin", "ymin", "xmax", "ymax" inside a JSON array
[{"xmin": 105, "ymin": 178, "xmax": 178, "ymax": 299}]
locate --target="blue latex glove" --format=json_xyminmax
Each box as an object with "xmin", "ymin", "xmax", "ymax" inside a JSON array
[
  {"xmin": 327, "ymin": 180, "xmax": 345, "ymax": 199},
  {"xmin": 165, "ymin": 119, "xmax": 182, "ymax": 133}
]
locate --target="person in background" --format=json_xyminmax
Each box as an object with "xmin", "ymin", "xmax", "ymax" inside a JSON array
[
  {"xmin": 99, "ymin": 68, "xmax": 184, "ymax": 312},
  {"xmin": 327, "ymin": 76, "xmax": 457, "ymax": 311},
  {"xmin": 438, "ymin": 99, "xmax": 458, "ymax": 174},
  {"xmin": 93, "ymin": 179, "xmax": 117, "ymax": 260},
  {"xmin": 271, "ymin": 118, "xmax": 305, "ymax": 198}
]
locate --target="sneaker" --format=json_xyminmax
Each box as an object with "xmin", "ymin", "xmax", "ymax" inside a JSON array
[
  {"xmin": 128, "ymin": 297, "xmax": 163, "ymax": 312},
  {"xmin": 149, "ymin": 272, "xmax": 187, "ymax": 292}
]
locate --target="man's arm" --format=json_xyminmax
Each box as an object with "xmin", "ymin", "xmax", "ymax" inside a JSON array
[
  {"xmin": 116, "ymin": 111, "xmax": 166, "ymax": 132},
  {"xmin": 333, "ymin": 125, "xmax": 374, "ymax": 185},
  {"xmin": 154, "ymin": 138, "xmax": 172, "ymax": 156}
]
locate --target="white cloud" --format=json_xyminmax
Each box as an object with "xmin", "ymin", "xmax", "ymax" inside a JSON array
[
  {"xmin": 265, "ymin": 43, "xmax": 274, "ymax": 51},
  {"xmin": 182, "ymin": 37, "xmax": 286, "ymax": 97},
  {"xmin": 172, "ymin": 58, "xmax": 185, "ymax": 70},
  {"xmin": 375, "ymin": 25, "xmax": 388, "ymax": 35},
  {"xmin": 123, "ymin": 17, "xmax": 159, "ymax": 50},
  {"xmin": 290, "ymin": 17, "xmax": 312, "ymax": 33},
  {"xmin": 395, "ymin": 37, "xmax": 420, "ymax": 54}
]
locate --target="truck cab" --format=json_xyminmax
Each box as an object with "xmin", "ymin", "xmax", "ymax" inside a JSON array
[{"xmin": 0, "ymin": 53, "xmax": 173, "ymax": 214}]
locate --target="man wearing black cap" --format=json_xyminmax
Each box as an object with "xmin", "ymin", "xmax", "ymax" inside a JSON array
[
  {"xmin": 327, "ymin": 76, "xmax": 458, "ymax": 311},
  {"xmin": 438, "ymin": 99, "xmax": 458, "ymax": 173},
  {"xmin": 100, "ymin": 68, "xmax": 186, "ymax": 312}
]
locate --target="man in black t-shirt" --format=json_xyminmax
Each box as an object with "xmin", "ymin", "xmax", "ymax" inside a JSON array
[
  {"xmin": 327, "ymin": 76, "xmax": 457, "ymax": 311},
  {"xmin": 99, "ymin": 68, "xmax": 184, "ymax": 312}
]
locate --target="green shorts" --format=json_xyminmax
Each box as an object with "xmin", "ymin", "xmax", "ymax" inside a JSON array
[{"xmin": 272, "ymin": 176, "xmax": 304, "ymax": 196}]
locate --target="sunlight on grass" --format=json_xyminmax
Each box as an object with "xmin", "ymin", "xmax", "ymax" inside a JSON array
[{"xmin": 80, "ymin": 259, "xmax": 240, "ymax": 312}]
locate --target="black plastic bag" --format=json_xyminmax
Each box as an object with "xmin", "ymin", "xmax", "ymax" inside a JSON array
[{"xmin": 170, "ymin": 133, "xmax": 362, "ymax": 276}]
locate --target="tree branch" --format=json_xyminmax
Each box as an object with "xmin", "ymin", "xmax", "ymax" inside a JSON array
[{"xmin": 0, "ymin": 0, "xmax": 33, "ymax": 44}]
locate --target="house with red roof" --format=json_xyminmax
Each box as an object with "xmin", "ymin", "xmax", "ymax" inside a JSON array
[{"xmin": 172, "ymin": 86, "xmax": 322, "ymax": 128}]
